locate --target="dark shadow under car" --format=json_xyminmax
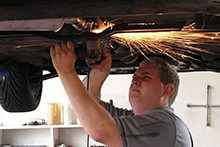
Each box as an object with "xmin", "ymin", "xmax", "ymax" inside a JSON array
[{"xmin": 1, "ymin": 0, "xmax": 220, "ymax": 112}]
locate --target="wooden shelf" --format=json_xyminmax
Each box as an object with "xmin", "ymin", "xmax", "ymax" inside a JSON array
[
  {"xmin": 0, "ymin": 124, "xmax": 88, "ymax": 147},
  {"xmin": 0, "ymin": 124, "xmax": 83, "ymax": 130}
]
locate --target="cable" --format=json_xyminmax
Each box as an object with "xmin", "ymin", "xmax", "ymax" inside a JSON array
[
  {"xmin": 87, "ymin": 67, "xmax": 91, "ymax": 91},
  {"xmin": 86, "ymin": 66, "xmax": 91, "ymax": 147}
]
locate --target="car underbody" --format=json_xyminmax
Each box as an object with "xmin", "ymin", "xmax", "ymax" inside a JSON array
[{"xmin": 1, "ymin": 0, "xmax": 220, "ymax": 112}]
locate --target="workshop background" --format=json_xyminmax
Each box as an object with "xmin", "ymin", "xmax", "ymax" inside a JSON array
[{"xmin": 1, "ymin": 71, "xmax": 220, "ymax": 147}]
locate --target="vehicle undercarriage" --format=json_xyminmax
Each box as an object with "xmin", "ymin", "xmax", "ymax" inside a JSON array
[{"xmin": 1, "ymin": 0, "xmax": 220, "ymax": 112}]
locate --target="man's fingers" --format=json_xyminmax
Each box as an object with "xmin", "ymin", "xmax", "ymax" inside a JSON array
[
  {"xmin": 50, "ymin": 46, "xmax": 55, "ymax": 56},
  {"xmin": 51, "ymin": 41, "xmax": 75, "ymax": 57},
  {"xmin": 50, "ymin": 42, "xmax": 62, "ymax": 55},
  {"xmin": 103, "ymin": 46, "xmax": 110, "ymax": 53},
  {"xmin": 61, "ymin": 42, "xmax": 68, "ymax": 52},
  {"xmin": 52, "ymin": 42, "xmax": 70, "ymax": 54},
  {"xmin": 67, "ymin": 41, "xmax": 75, "ymax": 52}
]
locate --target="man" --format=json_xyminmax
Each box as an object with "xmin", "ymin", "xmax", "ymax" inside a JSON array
[{"xmin": 50, "ymin": 41, "xmax": 193, "ymax": 147}]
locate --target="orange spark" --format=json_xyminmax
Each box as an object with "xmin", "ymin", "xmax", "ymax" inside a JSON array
[{"xmin": 110, "ymin": 31, "xmax": 219, "ymax": 62}]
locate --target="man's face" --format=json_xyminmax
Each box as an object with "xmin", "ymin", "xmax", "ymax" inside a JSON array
[{"xmin": 129, "ymin": 63, "xmax": 166, "ymax": 113}]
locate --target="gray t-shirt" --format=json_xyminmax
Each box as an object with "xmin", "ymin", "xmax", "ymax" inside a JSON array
[{"xmin": 104, "ymin": 102, "xmax": 193, "ymax": 147}]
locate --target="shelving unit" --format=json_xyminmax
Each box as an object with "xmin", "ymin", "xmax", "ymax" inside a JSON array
[{"xmin": 0, "ymin": 125, "xmax": 90, "ymax": 147}]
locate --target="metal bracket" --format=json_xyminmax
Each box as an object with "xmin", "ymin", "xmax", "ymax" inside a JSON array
[{"xmin": 187, "ymin": 85, "xmax": 220, "ymax": 126}]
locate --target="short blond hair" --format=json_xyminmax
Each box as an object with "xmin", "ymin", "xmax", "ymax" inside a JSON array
[{"xmin": 140, "ymin": 57, "xmax": 179, "ymax": 106}]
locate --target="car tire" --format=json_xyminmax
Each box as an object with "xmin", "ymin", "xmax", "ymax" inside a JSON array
[{"xmin": 0, "ymin": 62, "xmax": 42, "ymax": 112}]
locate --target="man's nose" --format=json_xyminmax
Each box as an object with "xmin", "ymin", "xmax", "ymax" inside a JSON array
[{"xmin": 132, "ymin": 77, "xmax": 140, "ymax": 85}]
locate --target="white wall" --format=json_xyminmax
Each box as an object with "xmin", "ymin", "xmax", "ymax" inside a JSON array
[
  {"xmin": 1, "ymin": 72, "xmax": 220, "ymax": 146},
  {"xmin": 173, "ymin": 72, "xmax": 220, "ymax": 147}
]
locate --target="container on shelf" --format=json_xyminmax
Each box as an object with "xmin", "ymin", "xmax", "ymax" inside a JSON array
[{"xmin": 47, "ymin": 103, "xmax": 61, "ymax": 125}]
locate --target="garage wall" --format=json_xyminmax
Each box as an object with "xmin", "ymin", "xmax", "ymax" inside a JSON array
[
  {"xmin": 173, "ymin": 72, "xmax": 220, "ymax": 147},
  {"xmin": 1, "ymin": 72, "xmax": 220, "ymax": 146}
]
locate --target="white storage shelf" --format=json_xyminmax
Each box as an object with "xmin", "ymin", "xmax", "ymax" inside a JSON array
[{"xmin": 0, "ymin": 125, "xmax": 89, "ymax": 147}]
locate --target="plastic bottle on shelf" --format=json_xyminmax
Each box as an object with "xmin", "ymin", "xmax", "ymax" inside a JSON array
[{"xmin": 63, "ymin": 103, "xmax": 72, "ymax": 125}]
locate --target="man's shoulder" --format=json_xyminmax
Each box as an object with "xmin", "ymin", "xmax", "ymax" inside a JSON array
[{"xmin": 103, "ymin": 101, "xmax": 134, "ymax": 117}]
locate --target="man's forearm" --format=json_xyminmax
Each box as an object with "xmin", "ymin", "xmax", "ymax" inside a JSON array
[
  {"xmin": 82, "ymin": 68, "xmax": 110, "ymax": 102},
  {"xmin": 58, "ymin": 70, "xmax": 121, "ymax": 147}
]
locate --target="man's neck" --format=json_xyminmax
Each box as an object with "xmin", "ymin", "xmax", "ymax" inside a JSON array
[{"xmin": 133, "ymin": 104, "xmax": 168, "ymax": 115}]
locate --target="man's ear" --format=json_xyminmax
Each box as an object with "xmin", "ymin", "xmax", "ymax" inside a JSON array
[{"xmin": 163, "ymin": 83, "xmax": 174, "ymax": 98}]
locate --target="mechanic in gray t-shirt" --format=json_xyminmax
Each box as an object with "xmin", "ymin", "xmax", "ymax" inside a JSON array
[
  {"xmin": 51, "ymin": 42, "xmax": 193, "ymax": 147},
  {"xmin": 104, "ymin": 102, "xmax": 193, "ymax": 147}
]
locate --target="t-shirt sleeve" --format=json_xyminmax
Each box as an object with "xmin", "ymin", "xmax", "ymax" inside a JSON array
[{"xmin": 103, "ymin": 101, "xmax": 134, "ymax": 117}]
